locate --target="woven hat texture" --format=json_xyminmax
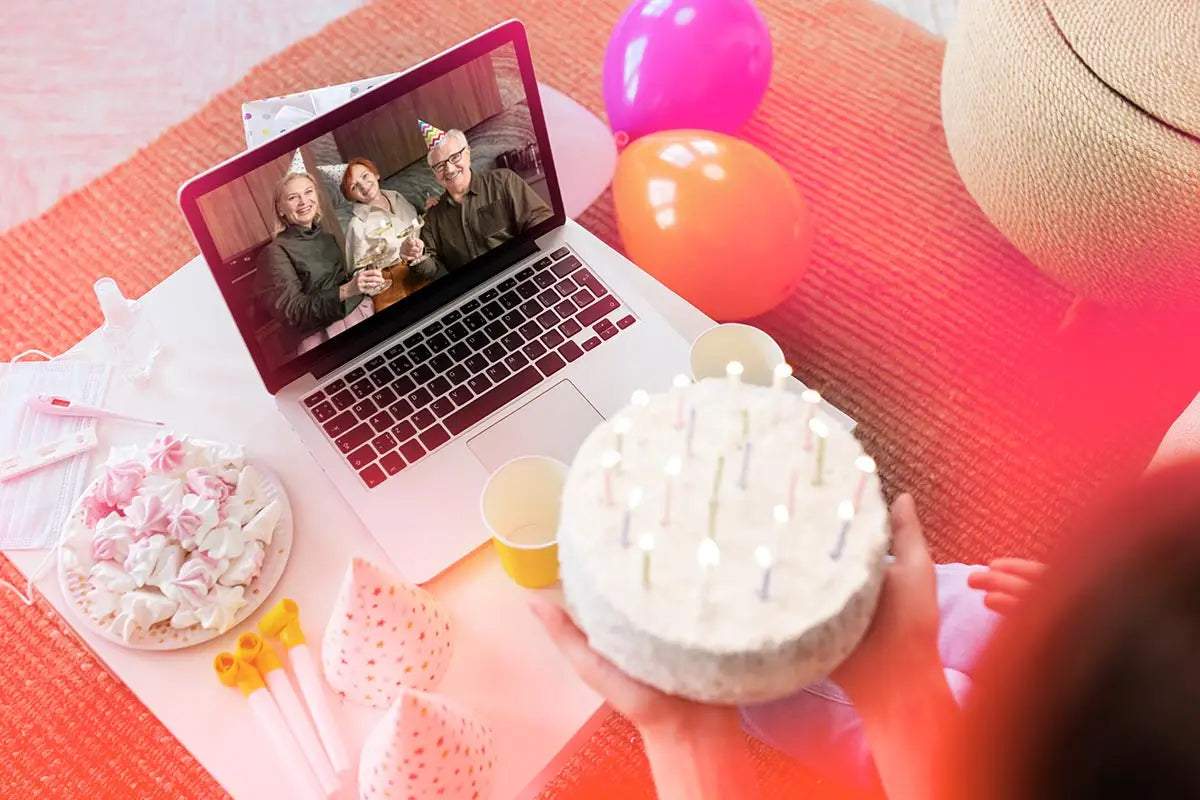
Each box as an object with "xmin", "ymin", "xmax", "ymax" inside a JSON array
[{"xmin": 941, "ymin": 0, "xmax": 1200, "ymax": 309}]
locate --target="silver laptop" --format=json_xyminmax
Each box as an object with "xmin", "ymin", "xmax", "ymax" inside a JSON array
[{"xmin": 178, "ymin": 20, "xmax": 690, "ymax": 582}]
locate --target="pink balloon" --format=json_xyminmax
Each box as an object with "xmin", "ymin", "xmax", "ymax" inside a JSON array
[{"xmin": 603, "ymin": 0, "xmax": 772, "ymax": 142}]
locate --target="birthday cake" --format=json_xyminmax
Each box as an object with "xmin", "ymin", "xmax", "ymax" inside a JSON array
[
  {"xmin": 61, "ymin": 434, "xmax": 287, "ymax": 645},
  {"xmin": 558, "ymin": 374, "xmax": 890, "ymax": 704}
]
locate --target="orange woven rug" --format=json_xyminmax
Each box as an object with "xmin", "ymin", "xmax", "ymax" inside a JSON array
[{"xmin": 4, "ymin": 0, "xmax": 1200, "ymax": 797}]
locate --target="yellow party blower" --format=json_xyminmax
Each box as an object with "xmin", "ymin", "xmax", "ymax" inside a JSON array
[
  {"xmin": 213, "ymin": 651, "xmax": 325, "ymax": 800},
  {"xmin": 259, "ymin": 598, "xmax": 350, "ymax": 774},
  {"xmin": 237, "ymin": 632, "xmax": 339, "ymax": 797}
]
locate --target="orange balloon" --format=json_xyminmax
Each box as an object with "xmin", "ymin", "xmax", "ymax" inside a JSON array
[{"xmin": 613, "ymin": 130, "xmax": 814, "ymax": 320}]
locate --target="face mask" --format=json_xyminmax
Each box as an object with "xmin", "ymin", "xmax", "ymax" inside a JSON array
[{"xmin": 0, "ymin": 350, "xmax": 110, "ymax": 604}]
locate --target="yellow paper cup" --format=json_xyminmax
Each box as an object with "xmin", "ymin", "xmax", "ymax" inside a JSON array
[
  {"xmin": 480, "ymin": 456, "xmax": 566, "ymax": 588},
  {"xmin": 690, "ymin": 323, "xmax": 786, "ymax": 387}
]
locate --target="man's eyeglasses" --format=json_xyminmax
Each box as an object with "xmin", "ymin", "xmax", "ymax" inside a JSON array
[{"xmin": 432, "ymin": 146, "xmax": 468, "ymax": 177}]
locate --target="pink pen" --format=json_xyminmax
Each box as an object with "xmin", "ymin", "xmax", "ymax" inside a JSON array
[{"xmin": 28, "ymin": 394, "xmax": 164, "ymax": 427}]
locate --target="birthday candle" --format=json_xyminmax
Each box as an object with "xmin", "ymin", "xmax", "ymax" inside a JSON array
[
  {"xmin": 787, "ymin": 469, "xmax": 799, "ymax": 518},
  {"xmin": 662, "ymin": 456, "xmax": 682, "ymax": 525},
  {"xmin": 601, "ymin": 450, "xmax": 621, "ymax": 505},
  {"xmin": 772, "ymin": 504, "xmax": 789, "ymax": 566},
  {"xmin": 772, "ymin": 363, "xmax": 793, "ymax": 421},
  {"xmin": 686, "ymin": 407, "xmax": 697, "ymax": 458},
  {"xmin": 711, "ymin": 455, "xmax": 725, "ymax": 502},
  {"xmin": 707, "ymin": 500, "xmax": 719, "ymax": 539},
  {"xmin": 755, "ymin": 545, "xmax": 774, "ymax": 600},
  {"xmin": 809, "ymin": 418, "xmax": 829, "ymax": 485},
  {"xmin": 831, "ymin": 500, "xmax": 856, "ymax": 559},
  {"xmin": 801, "ymin": 390, "xmax": 822, "ymax": 450},
  {"xmin": 622, "ymin": 487, "xmax": 644, "ymax": 547},
  {"xmin": 854, "ymin": 455, "xmax": 877, "ymax": 509},
  {"xmin": 738, "ymin": 442, "xmax": 753, "ymax": 490},
  {"xmin": 613, "ymin": 417, "xmax": 633, "ymax": 456},
  {"xmin": 697, "ymin": 536, "xmax": 721, "ymax": 602},
  {"xmin": 639, "ymin": 532, "xmax": 655, "ymax": 589},
  {"xmin": 741, "ymin": 409, "xmax": 750, "ymax": 444},
  {"xmin": 726, "ymin": 361, "xmax": 744, "ymax": 389},
  {"xmin": 672, "ymin": 374, "xmax": 691, "ymax": 428},
  {"xmin": 630, "ymin": 389, "xmax": 650, "ymax": 410}
]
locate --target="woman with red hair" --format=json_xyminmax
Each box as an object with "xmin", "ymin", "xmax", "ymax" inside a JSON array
[{"xmin": 340, "ymin": 158, "xmax": 437, "ymax": 288}]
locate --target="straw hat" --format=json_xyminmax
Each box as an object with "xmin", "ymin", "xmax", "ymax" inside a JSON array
[{"xmin": 941, "ymin": 0, "xmax": 1200, "ymax": 310}]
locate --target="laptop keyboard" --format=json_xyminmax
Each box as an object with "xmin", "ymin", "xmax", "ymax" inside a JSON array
[{"xmin": 301, "ymin": 246, "xmax": 637, "ymax": 488}]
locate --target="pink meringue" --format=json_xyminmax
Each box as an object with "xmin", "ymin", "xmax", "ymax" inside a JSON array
[
  {"xmin": 93, "ymin": 461, "xmax": 147, "ymax": 509},
  {"xmin": 81, "ymin": 493, "xmax": 118, "ymax": 528},
  {"xmin": 165, "ymin": 552, "xmax": 227, "ymax": 607},
  {"xmin": 124, "ymin": 494, "xmax": 169, "ymax": 540},
  {"xmin": 167, "ymin": 504, "xmax": 203, "ymax": 548},
  {"xmin": 92, "ymin": 513, "xmax": 134, "ymax": 563},
  {"xmin": 147, "ymin": 434, "xmax": 186, "ymax": 472},
  {"xmin": 186, "ymin": 468, "xmax": 230, "ymax": 504}
]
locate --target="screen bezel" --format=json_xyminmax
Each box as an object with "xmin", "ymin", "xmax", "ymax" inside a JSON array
[{"xmin": 177, "ymin": 20, "xmax": 564, "ymax": 394}]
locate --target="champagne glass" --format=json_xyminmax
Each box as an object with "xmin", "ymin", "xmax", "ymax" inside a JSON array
[
  {"xmin": 354, "ymin": 233, "xmax": 392, "ymax": 297},
  {"xmin": 399, "ymin": 216, "xmax": 429, "ymax": 268}
]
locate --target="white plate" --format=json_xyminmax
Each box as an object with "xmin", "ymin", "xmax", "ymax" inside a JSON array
[{"xmin": 57, "ymin": 464, "xmax": 293, "ymax": 650}]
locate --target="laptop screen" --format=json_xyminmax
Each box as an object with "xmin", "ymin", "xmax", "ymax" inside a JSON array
[{"xmin": 179, "ymin": 22, "xmax": 563, "ymax": 393}]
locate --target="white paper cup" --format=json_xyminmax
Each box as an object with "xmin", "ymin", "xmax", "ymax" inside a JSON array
[
  {"xmin": 480, "ymin": 456, "xmax": 567, "ymax": 588},
  {"xmin": 690, "ymin": 323, "xmax": 786, "ymax": 387}
]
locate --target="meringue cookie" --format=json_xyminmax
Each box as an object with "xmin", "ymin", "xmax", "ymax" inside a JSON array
[
  {"xmin": 197, "ymin": 584, "xmax": 246, "ymax": 633},
  {"xmin": 92, "ymin": 513, "xmax": 134, "ymax": 563},
  {"xmin": 223, "ymin": 466, "xmax": 268, "ymax": 525},
  {"xmin": 170, "ymin": 605, "xmax": 201, "ymax": 629},
  {"xmin": 170, "ymin": 493, "xmax": 219, "ymax": 550},
  {"xmin": 146, "ymin": 543, "xmax": 185, "ymax": 590},
  {"xmin": 85, "ymin": 587, "xmax": 121, "ymax": 617},
  {"xmin": 146, "ymin": 434, "xmax": 186, "ymax": 473},
  {"xmin": 164, "ymin": 551, "xmax": 228, "ymax": 607},
  {"xmin": 93, "ymin": 460, "xmax": 146, "ymax": 509},
  {"xmin": 109, "ymin": 589, "xmax": 179, "ymax": 642},
  {"xmin": 89, "ymin": 561, "xmax": 137, "ymax": 594},
  {"xmin": 186, "ymin": 468, "xmax": 231, "ymax": 504},
  {"xmin": 197, "ymin": 520, "xmax": 245, "ymax": 560},
  {"xmin": 219, "ymin": 540, "xmax": 265, "ymax": 587},
  {"xmin": 81, "ymin": 492, "xmax": 118, "ymax": 528},
  {"xmin": 125, "ymin": 494, "xmax": 170, "ymax": 540},
  {"xmin": 125, "ymin": 534, "xmax": 169, "ymax": 587},
  {"xmin": 242, "ymin": 499, "xmax": 281, "ymax": 545},
  {"xmin": 137, "ymin": 475, "xmax": 185, "ymax": 511}
]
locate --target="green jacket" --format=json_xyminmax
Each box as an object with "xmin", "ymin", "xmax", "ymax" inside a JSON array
[{"xmin": 254, "ymin": 223, "xmax": 363, "ymax": 344}]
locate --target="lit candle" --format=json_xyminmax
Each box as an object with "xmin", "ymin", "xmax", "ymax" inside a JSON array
[
  {"xmin": 697, "ymin": 536, "xmax": 721, "ymax": 601},
  {"xmin": 711, "ymin": 455, "xmax": 725, "ymax": 503},
  {"xmin": 630, "ymin": 389, "xmax": 650, "ymax": 410},
  {"xmin": 672, "ymin": 374, "xmax": 691, "ymax": 428},
  {"xmin": 707, "ymin": 500, "xmax": 719, "ymax": 539},
  {"xmin": 772, "ymin": 503, "xmax": 789, "ymax": 558},
  {"xmin": 831, "ymin": 500, "xmax": 855, "ymax": 559},
  {"xmin": 809, "ymin": 418, "xmax": 829, "ymax": 485},
  {"xmin": 772, "ymin": 363, "xmax": 793, "ymax": 421},
  {"xmin": 685, "ymin": 407, "xmax": 697, "ymax": 458},
  {"xmin": 726, "ymin": 361, "xmax": 744, "ymax": 389},
  {"xmin": 853, "ymin": 455, "xmax": 877, "ymax": 509},
  {"xmin": 741, "ymin": 409, "xmax": 750, "ymax": 444},
  {"xmin": 601, "ymin": 450, "xmax": 621, "ymax": 505},
  {"xmin": 622, "ymin": 487, "xmax": 644, "ymax": 548},
  {"xmin": 613, "ymin": 416, "xmax": 633, "ymax": 457},
  {"xmin": 801, "ymin": 390, "xmax": 822, "ymax": 450},
  {"xmin": 662, "ymin": 456, "xmax": 682, "ymax": 525},
  {"xmin": 738, "ymin": 442, "xmax": 753, "ymax": 490},
  {"xmin": 639, "ymin": 532, "xmax": 655, "ymax": 589},
  {"xmin": 755, "ymin": 545, "xmax": 774, "ymax": 600}
]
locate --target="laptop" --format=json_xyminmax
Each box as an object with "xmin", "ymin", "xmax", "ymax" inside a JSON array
[{"xmin": 178, "ymin": 20, "xmax": 691, "ymax": 582}]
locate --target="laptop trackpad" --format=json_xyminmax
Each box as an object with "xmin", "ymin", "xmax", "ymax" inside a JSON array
[{"xmin": 466, "ymin": 380, "xmax": 603, "ymax": 472}]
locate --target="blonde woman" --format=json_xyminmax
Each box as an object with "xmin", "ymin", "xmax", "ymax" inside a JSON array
[
  {"xmin": 254, "ymin": 171, "xmax": 381, "ymax": 354},
  {"xmin": 341, "ymin": 158, "xmax": 438, "ymax": 286}
]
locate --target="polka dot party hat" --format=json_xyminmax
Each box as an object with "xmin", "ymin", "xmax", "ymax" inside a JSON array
[
  {"xmin": 358, "ymin": 689, "xmax": 494, "ymax": 800},
  {"xmin": 321, "ymin": 557, "xmax": 454, "ymax": 709},
  {"xmin": 288, "ymin": 149, "xmax": 307, "ymax": 175},
  {"xmin": 418, "ymin": 120, "xmax": 448, "ymax": 151}
]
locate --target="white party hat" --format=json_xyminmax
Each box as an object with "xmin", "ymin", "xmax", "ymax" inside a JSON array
[{"xmin": 288, "ymin": 149, "xmax": 306, "ymax": 174}]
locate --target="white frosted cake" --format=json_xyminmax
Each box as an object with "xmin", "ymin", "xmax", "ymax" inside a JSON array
[{"xmin": 558, "ymin": 376, "xmax": 889, "ymax": 704}]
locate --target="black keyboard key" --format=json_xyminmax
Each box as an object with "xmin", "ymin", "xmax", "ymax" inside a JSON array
[
  {"xmin": 449, "ymin": 385, "xmax": 473, "ymax": 406},
  {"xmin": 371, "ymin": 386, "xmax": 397, "ymax": 408},
  {"xmin": 392, "ymin": 375, "xmax": 416, "ymax": 397},
  {"xmin": 384, "ymin": 343, "xmax": 406, "ymax": 359},
  {"xmin": 533, "ymin": 256, "xmax": 553, "ymax": 270},
  {"xmin": 484, "ymin": 343, "xmax": 507, "ymax": 362},
  {"xmin": 403, "ymin": 333, "xmax": 424, "ymax": 348},
  {"xmin": 381, "ymin": 451, "xmax": 406, "ymax": 475},
  {"xmin": 550, "ymin": 246, "xmax": 570, "ymax": 259},
  {"xmin": 424, "ymin": 320, "xmax": 443, "ymax": 335},
  {"xmin": 461, "ymin": 298, "xmax": 481, "ymax": 313},
  {"xmin": 536, "ymin": 351, "xmax": 566, "ymax": 377},
  {"xmin": 428, "ymin": 376, "xmax": 451, "ymax": 397},
  {"xmin": 344, "ymin": 367, "xmax": 367, "ymax": 382},
  {"xmin": 430, "ymin": 353, "xmax": 453, "ymax": 373},
  {"xmin": 348, "ymin": 444, "xmax": 376, "ymax": 470},
  {"xmin": 481, "ymin": 302, "xmax": 504, "ymax": 320},
  {"xmin": 486, "ymin": 363, "xmax": 511, "ymax": 383},
  {"xmin": 426, "ymin": 333, "xmax": 450, "ymax": 353},
  {"xmin": 537, "ymin": 310, "xmax": 559, "ymax": 329},
  {"xmin": 351, "ymin": 398, "xmax": 377, "ymax": 418},
  {"xmin": 389, "ymin": 354, "xmax": 413, "ymax": 373},
  {"xmin": 445, "ymin": 366, "xmax": 541, "ymax": 436},
  {"xmin": 465, "ymin": 353, "xmax": 488, "ymax": 373},
  {"xmin": 330, "ymin": 389, "xmax": 355, "ymax": 410},
  {"xmin": 310, "ymin": 401, "xmax": 337, "ymax": 423},
  {"xmin": 409, "ymin": 344, "xmax": 432, "ymax": 363},
  {"xmin": 464, "ymin": 312, "xmax": 486, "ymax": 331},
  {"xmin": 498, "ymin": 292, "xmax": 521, "ymax": 310},
  {"xmin": 552, "ymin": 255, "xmax": 581, "ymax": 278},
  {"xmin": 391, "ymin": 420, "xmax": 417, "ymax": 442},
  {"xmin": 448, "ymin": 342, "xmax": 472, "ymax": 362},
  {"xmin": 372, "ymin": 432, "xmax": 398, "ymax": 453},
  {"xmin": 467, "ymin": 374, "xmax": 492, "ymax": 394},
  {"xmin": 430, "ymin": 397, "xmax": 454, "ymax": 418},
  {"xmin": 582, "ymin": 336, "xmax": 602, "ymax": 351},
  {"xmin": 483, "ymin": 321, "xmax": 506, "ymax": 340},
  {"xmin": 303, "ymin": 391, "xmax": 324, "ymax": 408},
  {"xmin": 571, "ymin": 288, "xmax": 595, "ymax": 308},
  {"xmin": 522, "ymin": 341, "xmax": 547, "ymax": 360},
  {"xmin": 359, "ymin": 463, "xmax": 386, "ymax": 488},
  {"xmin": 501, "ymin": 310, "xmax": 524, "ymax": 329},
  {"xmin": 535, "ymin": 288, "xmax": 559, "ymax": 307},
  {"xmin": 399, "ymin": 439, "xmax": 426, "ymax": 463},
  {"xmin": 518, "ymin": 321, "xmax": 541, "ymax": 341},
  {"xmin": 516, "ymin": 266, "xmax": 535, "ymax": 280},
  {"xmin": 411, "ymin": 364, "xmax": 435, "ymax": 384},
  {"xmin": 336, "ymin": 423, "xmax": 373, "ymax": 454},
  {"xmin": 554, "ymin": 299, "xmax": 577, "ymax": 318},
  {"xmin": 408, "ymin": 387, "xmax": 433, "ymax": 409},
  {"xmin": 541, "ymin": 330, "xmax": 565, "ymax": 349},
  {"xmin": 445, "ymin": 322, "xmax": 469, "ymax": 342},
  {"xmin": 555, "ymin": 277, "xmax": 577, "ymax": 295},
  {"xmin": 364, "ymin": 355, "xmax": 385, "ymax": 371},
  {"xmin": 369, "ymin": 409, "xmax": 393, "ymax": 431},
  {"xmin": 519, "ymin": 299, "xmax": 541, "ymax": 318},
  {"xmin": 516, "ymin": 282, "xmax": 537, "ymax": 300},
  {"xmin": 499, "ymin": 332, "xmax": 523, "ymax": 352},
  {"xmin": 466, "ymin": 332, "xmax": 488, "ymax": 351},
  {"xmin": 576, "ymin": 268, "xmax": 604, "ymax": 295},
  {"xmin": 324, "ymin": 378, "xmax": 346, "ymax": 393},
  {"xmin": 559, "ymin": 341, "xmax": 584, "ymax": 362},
  {"xmin": 350, "ymin": 379, "xmax": 374, "ymax": 399},
  {"xmin": 577, "ymin": 294, "xmax": 620, "ymax": 327},
  {"xmin": 480, "ymin": 288, "xmax": 499, "ymax": 302},
  {"xmin": 447, "ymin": 365, "xmax": 470, "ymax": 385},
  {"xmin": 390, "ymin": 399, "xmax": 413, "ymax": 420},
  {"xmin": 442, "ymin": 309, "xmax": 462, "ymax": 324},
  {"xmin": 498, "ymin": 277, "xmax": 517, "ymax": 292},
  {"xmin": 412, "ymin": 408, "xmax": 435, "ymax": 430},
  {"xmin": 560, "ymin": 319, "xmax": 582, "ymax": 338},
  {"xmin": 503, "ymin": 352, "xmax": 529, "ymax": 372},
  {"xmin": 534, "ymin": 271, "xmax": 555, "ymax": 289},
  {"xmin": 369, "ymin": 366, "xmax": 393, "ymax": 387},
  {"xmin": 324, "ymin": 410, "xmax": 357, "ymax": 438},
  {"xmin": 420, "ymin": 424, "xmax": 451, "ymax": 451}
]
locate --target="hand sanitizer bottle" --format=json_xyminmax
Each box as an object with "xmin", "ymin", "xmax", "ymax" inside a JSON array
[{"xmin": 94, "ymin": 277, "xmax": 161, "ymax": 383}]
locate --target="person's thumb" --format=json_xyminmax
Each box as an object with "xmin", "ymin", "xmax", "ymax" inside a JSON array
[{"xmin": 890, "ymin": 493, "xmax": 931, "ymax": 565}]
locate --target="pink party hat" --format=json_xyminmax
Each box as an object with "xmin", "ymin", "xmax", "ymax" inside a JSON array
[
  {"xmin": 359, "ymin": 689, "xmax": 494, "ymax": 800},
  {"xmin": 418, "ymin": 119, "xmax": 448, "ymax": 151},
  {"xmin": 321, "ymin": 558, "xmax": 454, "ymax": 708}
]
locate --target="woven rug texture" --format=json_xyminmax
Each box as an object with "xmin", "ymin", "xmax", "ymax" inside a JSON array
[{"xmin": 3, "ymin": 0, "xmax": 1199, "ymax": 797}]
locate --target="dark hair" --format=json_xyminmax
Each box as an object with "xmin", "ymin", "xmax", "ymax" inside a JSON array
[
  {"xmin": 341, "ymin": 157, "xmax": 380, "ymax": 200},
  {"xmin": 947, "ymin": 458, "xmax": 1200, "ymax": 799}
]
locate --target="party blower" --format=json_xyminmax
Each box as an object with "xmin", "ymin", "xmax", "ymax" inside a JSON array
[
  {"xmin": 213, "ymin": 652, "xmax": 325, "ymax": 800},
  {"xmin": 259, "ymin": 598, "xmax": 351, "ymax": 775},
  {"xmin": 237, "ymin": 632, "xmax": 340, "ymax": 797}
]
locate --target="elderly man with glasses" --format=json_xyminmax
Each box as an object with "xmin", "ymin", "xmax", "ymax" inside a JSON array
[{"xmin": 419, "ymin": 126, "xmax": 553, "ymax": 273}]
